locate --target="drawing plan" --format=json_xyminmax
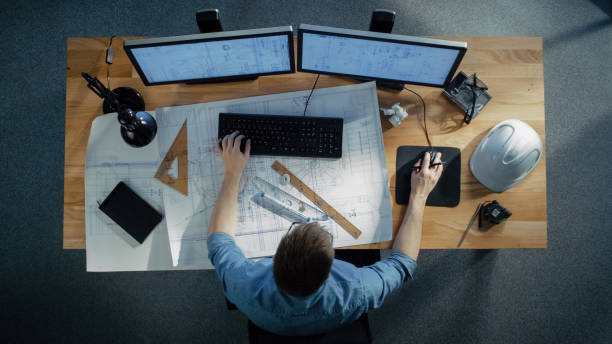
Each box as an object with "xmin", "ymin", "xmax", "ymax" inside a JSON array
[
  {"xmin": 84, "ymin": 82, "xmax": 392, "ymax": 270},
  {"xmin": 301, "ymin": 32, "xmax": 459, "ymax": 85},
  {"xmin": 84, "ymin": 113, "xmax": 213, "ymax": 271},
  {"xmin": 130, "ymin": 35, "xmax": 291, "ymax": 83},
  {"xmin": 154, "ymin": 82, "xmax": 393, "ymax": 266}
]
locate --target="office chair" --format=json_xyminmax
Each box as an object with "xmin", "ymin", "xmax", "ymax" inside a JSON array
[
  {"xmin": 247, "ymin": 312, "xmax": 372, "ymax": 344},
  {"xmin": 247, "ymin": 249, "xmax": 379, "ymax": 343}
]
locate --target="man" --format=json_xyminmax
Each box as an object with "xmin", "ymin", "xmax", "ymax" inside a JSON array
[{"xmin": 208, "ymin": 131, "xmax": 443, "ymax": 336}]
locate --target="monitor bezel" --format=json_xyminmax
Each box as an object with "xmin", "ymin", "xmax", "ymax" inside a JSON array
[
  {"xmin": 124, "ymin": 26, "xmax": 295, "ymax": 86},
  {"xmin": 297, "ymin": 25, "xmax": 467, "ymax": 88}
]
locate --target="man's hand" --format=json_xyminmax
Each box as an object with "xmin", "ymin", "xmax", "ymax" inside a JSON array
[
  {"xmin": 209, "ymin": 131, "xmax": 251, "ymax": 236},
  {"xmin": 410, "ymin": 152, "xmax": 443, "ymax": 201},
  {"xmin": 217, "ymin": 131, "xmax": 251, "ymax": 180}
]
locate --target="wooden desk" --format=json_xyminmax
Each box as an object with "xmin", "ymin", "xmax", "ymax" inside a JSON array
[{"xmin": 64, "ymin": 36, "xmax": 546, "ymax": 250}]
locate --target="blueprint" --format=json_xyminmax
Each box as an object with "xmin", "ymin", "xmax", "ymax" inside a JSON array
[
  {"xmin": 155, "ymin": 82, "xmax": 393, "ymax": 266},
  {"xmin": 301, "ymin": 32, "xmax": 459, "ymax": 85},
  {"xmin": 131, "ymin": 35, "xmax": 291, "ymax": 83},
  {"xmin": 84, "ymin": 113, "xmax": 213, "ymax": 271}
]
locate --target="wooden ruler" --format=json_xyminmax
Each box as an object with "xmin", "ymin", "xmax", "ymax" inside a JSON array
[
  {"xmin": 271, "ymin": 161, "xmax": 362, "ymax": 239},
  {"xmin": 155, "ymin": 120, "xmax": 188, "ymax": 195}
]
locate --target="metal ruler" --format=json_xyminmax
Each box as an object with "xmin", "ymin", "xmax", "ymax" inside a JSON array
[
  {"xmin": 252, "ymin": 176, "xmax": 328, "ymax": 223},
  {"xmin": 271, "ymin": 161, "xmax": 362, "ymax": 239}
]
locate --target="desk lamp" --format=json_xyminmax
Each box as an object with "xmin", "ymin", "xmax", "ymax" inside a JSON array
[{"xmin": 81, "ymin": 73, "xmax": 157, "ymax": 147}]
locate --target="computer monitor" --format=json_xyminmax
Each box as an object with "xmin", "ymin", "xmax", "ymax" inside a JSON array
[
  {"xmin": 297, "ymin": 24, "xmax": 467, "ymax": 88},
  {"xmin": 124, "ymin": 26, "xmax": 295, "ymax": 86}
]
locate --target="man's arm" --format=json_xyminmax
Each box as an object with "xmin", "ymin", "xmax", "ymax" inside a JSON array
[
  {"xmin": 207, "ymin": 132, "xmax": 253, "ymax": 301},
  {"xmin": 208, "ymin": 131, "xmax": 251, "ymax": 236},
  {"xmin": 359, "ymin": 152, "xmax": 443, "ymax": 310},
  {"xmin": 392, "ymin": 151, "xmax": 443, "ymax": 260}
]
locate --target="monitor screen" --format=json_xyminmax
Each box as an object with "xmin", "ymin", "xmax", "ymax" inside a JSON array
[
  {"xmin": 124, "ymin": 26, "xmax": 295, "ymax": 85},
  {"xmin": 298, "ymin": 24, "xmax": 466, "ymax": 87}
]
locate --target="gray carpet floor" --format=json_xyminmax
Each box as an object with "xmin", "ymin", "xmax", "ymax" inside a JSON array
[{"xmin": 1, "ymin": 0, "xmax": 611, "ymax": 343}]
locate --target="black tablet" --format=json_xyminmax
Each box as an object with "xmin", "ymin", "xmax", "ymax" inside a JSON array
[{"xmin": 99, "ymin": 182, "xmax": 163, "ymax": 244}]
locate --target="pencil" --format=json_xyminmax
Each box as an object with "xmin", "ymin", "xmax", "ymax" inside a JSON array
[{"xmin": 411, "ymin": 162, "xmax": 448, "ymax": 170}]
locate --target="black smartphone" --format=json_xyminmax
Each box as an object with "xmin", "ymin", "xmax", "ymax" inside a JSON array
[{"xmin": 99, "ymin": 182, "xmax": 163, "ymax": 244}]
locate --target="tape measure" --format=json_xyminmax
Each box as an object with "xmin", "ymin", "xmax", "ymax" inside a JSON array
[{"xmin": 271, "ymin": 161, "xmax": 362, "ymax": 239}]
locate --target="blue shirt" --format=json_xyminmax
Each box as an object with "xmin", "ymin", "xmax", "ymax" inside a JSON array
[{"xmin": 207, "ymin": 232, "xmax": 417, "ymax": 336}]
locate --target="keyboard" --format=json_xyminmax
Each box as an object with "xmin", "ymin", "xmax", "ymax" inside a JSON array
[{"xmin": 218, "ymin": 113, "xmax": 343, "ymax": 158}]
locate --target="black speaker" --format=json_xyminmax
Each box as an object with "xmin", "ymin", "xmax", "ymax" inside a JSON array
[
  {"xmin": 369, "ymin": 9, "xmax": 396, "ymax": 33},
  {"xmin": 196, "ymin": 9, "xmax": 223, "ymax": 33}
]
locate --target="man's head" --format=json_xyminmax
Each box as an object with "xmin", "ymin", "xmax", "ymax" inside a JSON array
[{"xmin": 273, "ymin": 222, "xmax": 334, "ymax": 297}]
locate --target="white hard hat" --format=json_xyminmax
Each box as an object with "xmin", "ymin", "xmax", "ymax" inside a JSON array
[{"xmin": 469, "ymin": 119, "xmax": 542, "ymax": 192}]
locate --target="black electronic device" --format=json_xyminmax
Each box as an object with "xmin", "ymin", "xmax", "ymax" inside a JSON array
[
  {"xmin": 479, "ymin": 200, "xmax": 512, "ymax": 230},
  {"xmin": 396, "ymin": 146, "xmax": 461, "ymax": 207},
  {"xmin": 218, "ymin": 113, "xmax": 343, "ymax": 158},
  {"xmin": 196, "ymin": 9, "xmax": 223, "ymax": 33},
  {"xmin": 369, "ymin": 9, "xmax": 396, "ymax": 33},
  {"xmin": 81, "ymin": 73, "xmax": 157, "ymax": 147},
  {"xmin": 123, "ymin": 26, "xmax": 295, "ymax": 86},
  {"xmin": 99, "ymin": 182, "xmax": 163, "ymax": 244},
  {"xmin": 298, "ymin": 24, "xmax": 467, "ymax": 88},
  {"xmin": 442, "ymin": 71, "xmax": 491, "ymax": 124},
  {"xmin": 418, "ymin": 150, "xmax": 445, "ymax": 166}
]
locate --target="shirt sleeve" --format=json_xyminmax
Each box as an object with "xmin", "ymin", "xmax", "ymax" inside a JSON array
[
  {"xmin": 358, "ymin": 250, "xmax": 417, "ymax": 310},
  {"xmin": 207, "ymin": 232, "xmax": 252, "ymax": 297}
]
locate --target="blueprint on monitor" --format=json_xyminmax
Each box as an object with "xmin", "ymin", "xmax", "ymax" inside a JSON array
[
  {"xmin": 154, "ymin": 82, "xmax": 393, "ymax": 266},
  {"xmin": 131, "ymin": 35, "xmax": 291, "ymax": 83},
  {"xmin": 301, "ymin": 33, "xmax": 459, "ymax": 85}
]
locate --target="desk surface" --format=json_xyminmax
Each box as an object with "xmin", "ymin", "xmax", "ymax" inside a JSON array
[{"xmin": 64, "ymin": 36, "xmax": 546, "ymax": 250}]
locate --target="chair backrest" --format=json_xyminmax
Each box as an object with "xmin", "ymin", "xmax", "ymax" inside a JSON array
[{"xmin": 248, "ymin": 313, "xmax": 372, "ymax": 344}]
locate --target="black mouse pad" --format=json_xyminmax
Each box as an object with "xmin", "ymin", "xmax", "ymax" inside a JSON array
[{"xmin": 396, "ymin": 146, "xmax": 461, "ymax": 207}]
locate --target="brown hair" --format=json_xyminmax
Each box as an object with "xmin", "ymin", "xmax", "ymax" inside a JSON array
[{"xmin": 273, "ymin": 222, "xmax": 334, "ymax": 297}]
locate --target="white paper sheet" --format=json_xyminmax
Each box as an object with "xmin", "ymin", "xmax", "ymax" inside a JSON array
[
  {"xmin": 154, "ymin": 82, "xmax": 393, "ymax": 266},
  {"xmin": 84, "ymin": 113, "xmax": 212, "ymax": 271}
]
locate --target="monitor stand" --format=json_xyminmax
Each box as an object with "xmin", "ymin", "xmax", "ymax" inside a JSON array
[
  {"xmin": 375, "ymin": 80, "xmax": 405, "ymax": 91},
  {"xmin": 190, "ymin": 9, "xmax": 258, "ymax": 85}
]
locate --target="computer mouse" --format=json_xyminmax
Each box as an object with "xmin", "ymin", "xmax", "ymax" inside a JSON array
[
  {"xmin": 469, "ymin": 119, "xmax": 542, "ymax": 192},
  {"xmin": 418, "ymin": 150, "xmax": 443, "ymax": 165}
]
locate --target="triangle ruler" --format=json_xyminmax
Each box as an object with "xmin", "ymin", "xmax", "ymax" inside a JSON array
[{"xmin": 155, "ymin": 120, "xmax": 188, "ymax": 195}]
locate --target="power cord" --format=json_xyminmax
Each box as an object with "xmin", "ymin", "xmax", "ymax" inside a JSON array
[
  {"xmin": 303, "ymin": 74, "xmax": 320, "ymax": 116},
  {"xmin": 106, "ymin": 35, "xmax": 116, "ymax": 89},
  {"xmin": 403, "ymin": 86, "xmax": 432, "ymax": 148}
]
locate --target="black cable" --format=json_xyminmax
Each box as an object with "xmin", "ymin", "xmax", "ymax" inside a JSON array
[
  {"xmin": 303, "ymin": 74, "xmax": 320, "ymax": 116},
  {"xmin": 403, "ymin": 86, "xmax": 431, "ymax": 148}
]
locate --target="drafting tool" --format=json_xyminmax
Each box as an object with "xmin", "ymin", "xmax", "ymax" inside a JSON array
[
  {"xmin": 271, "ymin": 161, "xmax": 362, "ymax": 239},
  {"xmin": 155, "ymin": 120, "xmax": 188, "ymax": 195},
  {"xmin": 457, "ymin": 202, "xmax": 483, "ymax": 247},
  {"xmin": 251, "ymin": 177, "xmax": 328, "ymax": 223}
]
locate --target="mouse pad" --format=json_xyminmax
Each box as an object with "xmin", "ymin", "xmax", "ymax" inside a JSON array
[{"xmin": 396, "ymin": 146, "xmax": 461, "ymax": 207}]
